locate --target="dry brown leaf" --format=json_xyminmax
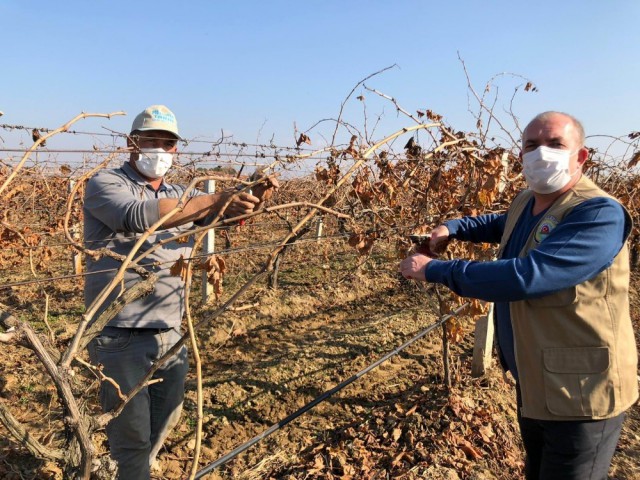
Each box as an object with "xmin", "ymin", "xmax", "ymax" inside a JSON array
[
  {"xmin": 405, "ymin": 404, "xmax": 418, "ymax": 416},
  {"xmin": 41, "ymin": 461, "xmax": 63, "ymax": 477},
  {"xmin": 315, "ymin": 166, "xmax": 329, "ymax": 182},
  {"xmin": 202, "ymin": 255, "xmax": 226, "ymax": 299},
  {"xmin": 406, "ymin": 429, "xmax": 415, "ymax": 447},
  {"xmin": 347, "ymin": 233, "xmax": 363, "ymax": 248},
  {"xmin": 306, "ymin": 453, "xmax": 325, "ymax": 474},
  {"xmin": 460, "ymin": 443, "xmax": 483, "ymax": 460},
  {"xmin": 446, "ymin": 319, "xmax": 465, "ymax": 343},
  {"xmin": 32, "ymin": 128, "xmax": 46, "ymax": 146},
  {"xmin": 425, "ymin": 109, "xmax": 443, "ymax": 121},
  {"xmin": 478, "ymin": 175, "xmax": 498, "ymax": 206},
  {"xmin": 296, "ymin": 133, "xmax": 311, "ymax": 147},
  {"xmin": 391, "ymin": 450, "xmax": 405, "ymax": 467},
  {"xmin": 4, "ymin": 183, "xmax": 27, "ymax": 201},
  {"xmin": 468, "ymin": 298, "xmax": 488, "ymax": 317},
  {"xmin": 347, "ymin": 233, "xmax": 376, "ymax": 255},
  {"xmin": 202, "ymin": 255, "xmax": 226, "ymax": 274},
  {"xmin": 169, "ymin": 255, "xmax": 188, "ymax": 282},
  {"xmin": 404, "ymin": 137, "xmax": 422, "ymax": 158},
  {"xmin": 315, "ymin": 164, "xmax": 340, "ymax": 185},
  {"xmin": 479, "ymin": 424, "xmax": 494, "ymax": 443},
  {"xmin": 344, "ymin": 135, "xmax": 359, "ymax": 157}
]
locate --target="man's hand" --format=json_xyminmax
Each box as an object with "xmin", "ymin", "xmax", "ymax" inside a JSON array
[
  {"xmin": 252, "ymin": 175, "xmax": 280, "ymax": 203},
  {"xmin": 218, "ymin": 190, "xmax": 261, "ymax": 218},
  {"xmin": 429, "ymin": 224, "xmax": 450, "ymax": 254},
  {"xmin": 159, "ymin": 189, "xmax": 262, "ymax": 229},
  {"xmin": 398, "ymin": 253, "xmax": 434, "ymax": 282}
]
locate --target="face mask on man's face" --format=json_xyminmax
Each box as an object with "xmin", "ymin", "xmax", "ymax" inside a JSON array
[
  {"xmin": 522, "ymin": 146, "xmax": 579, "ymax": 194},
  {"xmin": 135, "ymin": 148, "xmax": 174, "ymax": 179}
]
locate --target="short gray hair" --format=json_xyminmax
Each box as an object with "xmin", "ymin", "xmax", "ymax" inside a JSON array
[{"xmin": 522, "ymin": 111, "xmax": 585, "ymax": 147}]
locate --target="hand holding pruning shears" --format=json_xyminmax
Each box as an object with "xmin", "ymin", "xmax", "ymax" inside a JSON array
[
  {"xmin": 234, "ymin": 174, "xmax": 280, "ymax": 225},
  {"xmin": 398, "ymin": 225, "xmax": 450, "ymax": 281}
]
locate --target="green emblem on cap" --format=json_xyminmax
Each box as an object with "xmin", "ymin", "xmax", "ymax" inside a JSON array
[{"xmin": 151, "ymin": 108, "xmax": 176, "ymax": 124}]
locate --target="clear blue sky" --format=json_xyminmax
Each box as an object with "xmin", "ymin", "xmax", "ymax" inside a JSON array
[{"xmin": 1, "ymin": 1, "xmax": 639, "ymax": 156}]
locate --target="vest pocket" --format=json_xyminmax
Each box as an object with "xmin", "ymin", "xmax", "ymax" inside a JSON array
[{"xmin": 542, "ymin": 346, "xmax": 614, "ymax": 417}]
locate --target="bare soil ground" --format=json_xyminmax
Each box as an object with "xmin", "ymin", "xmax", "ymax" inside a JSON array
[{"xmin": 0, "ymin": 248, "xmax": 639, "ymax": 479}]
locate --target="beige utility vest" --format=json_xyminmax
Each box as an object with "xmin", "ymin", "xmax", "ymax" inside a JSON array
[{"xmin": 497, "ymin": 176, "xmax": 638, "ymax": 420}]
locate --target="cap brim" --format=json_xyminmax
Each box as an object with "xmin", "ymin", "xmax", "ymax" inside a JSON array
[{"xmin": 133, "ymin": 126, "xmax": 182, "ymax": 141}]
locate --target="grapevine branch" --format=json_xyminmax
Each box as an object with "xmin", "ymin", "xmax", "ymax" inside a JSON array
[
  {"xmin": 93, "ymin": 123, "xmax": 438, "ymax": 437},
  {"xmin": 329, "ymin": 64, "xmax": 398, "ymax": 146},
  {"xmin": 0, "ymin": 400, "xmax": 65, "ymax": 461},
  {"xmin": 0, "ymin": 111, "xmax": 125, "ymax": 197},
  {"xmin": 0, "ymin": 302, "xmax": 93, "ymax": 477}
]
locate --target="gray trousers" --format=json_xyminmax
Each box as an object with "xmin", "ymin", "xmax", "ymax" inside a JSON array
[{"xmin": 88, "ymin": 327, "xmax": 189, "ymax": 480}]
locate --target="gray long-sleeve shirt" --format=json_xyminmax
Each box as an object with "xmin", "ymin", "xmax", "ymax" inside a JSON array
[{"xmin": 83, "ymin": 162, "xmax": 204, "ymax": 329}]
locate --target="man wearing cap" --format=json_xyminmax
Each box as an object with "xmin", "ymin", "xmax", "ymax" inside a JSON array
[{"xmin": 84, "ymin": 105, "xmax": 270, "ymax": 479}]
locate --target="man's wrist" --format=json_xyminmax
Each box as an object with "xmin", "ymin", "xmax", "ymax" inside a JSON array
[
  {"xmin": 424, "ymin": 259, "xmax": 445, "ymax": 282},
  {"xmin": 442, "ymin": 220, "xmax": 459, "ymax": 238}
]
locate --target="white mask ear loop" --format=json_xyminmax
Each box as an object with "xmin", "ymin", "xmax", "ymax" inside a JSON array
[{"xmin": 568, "ymin": 148, "xmax": 584, "ymax": 178}]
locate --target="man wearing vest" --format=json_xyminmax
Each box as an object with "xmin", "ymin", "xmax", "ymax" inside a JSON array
[{"xmin": 399, "ymin": 111, "xmax": 638, "ymax": 479}]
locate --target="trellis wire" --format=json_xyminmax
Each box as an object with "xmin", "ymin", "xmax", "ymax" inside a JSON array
[
  {"xmin": 0, "ymin": 148, "xmax": 332, "ymax": 162},
  {"xmin": 194, "ymin": 302, "xmax": 470, "ymax": 478},
  {"xmin": 0, "ymin": 225, "xmax": 413, "ymax": 291},
  {"xmin": 0, "ymin": 123, "xmax": 330, "ymax": 154}
]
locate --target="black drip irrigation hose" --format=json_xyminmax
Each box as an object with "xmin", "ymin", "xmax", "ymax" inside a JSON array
[{"xmin": 194, "ymin": 301, "xmax": 470, "ymax": 479}]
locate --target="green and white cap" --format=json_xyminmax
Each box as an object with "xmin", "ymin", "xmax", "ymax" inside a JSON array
[{"xmin": 130, "ymin": 105, "xmax": 181, "ymax": 139}]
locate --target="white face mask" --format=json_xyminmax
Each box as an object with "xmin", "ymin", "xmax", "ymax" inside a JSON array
[
  {"xmin": 135, "ymin": 147, "xmax": 174, "ymax": 179},
  {"xmin": 522, "ymin": 146, "xmax": 579, "ymax": 194}
]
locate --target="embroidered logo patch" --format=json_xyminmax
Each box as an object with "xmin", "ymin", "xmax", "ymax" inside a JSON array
[{"xmin": 534, "ymin": 215, "xmax": 559, "ymax": 244}]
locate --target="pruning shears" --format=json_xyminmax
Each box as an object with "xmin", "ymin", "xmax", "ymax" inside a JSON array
[{"xmin": 408, "ymin": 234, "xmax": 440, "ymax": 258}]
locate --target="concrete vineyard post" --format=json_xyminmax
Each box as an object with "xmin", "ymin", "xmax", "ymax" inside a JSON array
[{"xmin": 202, "ymin": 180, "xmax": 215, "ymax": 303}]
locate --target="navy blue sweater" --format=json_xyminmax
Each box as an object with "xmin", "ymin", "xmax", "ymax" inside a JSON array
[{"xmin": 425, "ymin": 196, "xmax": 627, "ymax": 380}]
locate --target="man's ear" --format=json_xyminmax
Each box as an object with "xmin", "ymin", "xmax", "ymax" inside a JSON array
[
  {"xmin": 577, "ymin": 146, "xmax": 589, "ymax": 166},
  {"xmin": 127, "ymin": 131, "xmax": 142, "ymax": 150},
  {"xmin": 126, "ymin": 134, "xmax": 139, "ymax": 161}
]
